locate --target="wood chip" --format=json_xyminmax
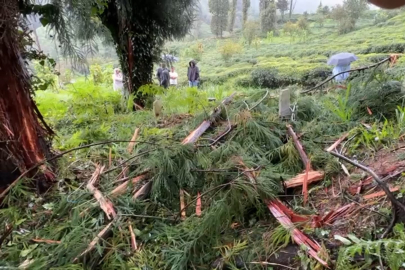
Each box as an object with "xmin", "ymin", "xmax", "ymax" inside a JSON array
[{"xmin": 284, "ymin": 170, "xmax": 324, "ymax": 188}]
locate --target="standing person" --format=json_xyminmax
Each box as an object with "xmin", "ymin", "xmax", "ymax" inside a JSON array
[
  {"xmin": 112, "ymin": 68, "xmax": 123, "ymax": 92},
  {"xmin": 156, "ymin": 63, "xmax": 163, "ymax": 86},
  {"xmin": 333, "ymin": 64, "xmax": 351, "ymax": 83},
  {"xmin": 187, "ymin": 60, "xmax": 199, "ymax": 87},
  {"xmin": 160, "ymin": 64, "xmax": 170, "ymax": 89},
  {"xmin": 169, "ymin": 66, "xmax": 178, "ymax": 87}
]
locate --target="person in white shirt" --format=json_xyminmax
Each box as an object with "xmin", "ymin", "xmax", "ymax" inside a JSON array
[
  {"xmin": 112, "ymin": 68, "xmax": 124, "ymax": 93},
  {"xmin": 169, "ymin": 66, "xmax": 178, "ymax": 87}
]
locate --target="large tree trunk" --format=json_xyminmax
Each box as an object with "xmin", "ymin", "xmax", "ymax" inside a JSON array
[
  {"xmin": 99, "ymin": 2, "xmax": 155, "ymax": 107},
  {"xmin": 0, "ymin": 0, "xmax": 54, "ymax": 191}
]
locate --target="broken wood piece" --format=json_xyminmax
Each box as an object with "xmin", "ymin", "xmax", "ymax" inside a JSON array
[
  {"xmin": 133, "ymin": 181, "xmax": 152, "ymax": 200},
  {"xmin": 287, "ymin": 125, "xmax": 311, "ymax": 169},
  {"xmin": 86, "ymin": 165, "xmax": 117, "ymax": 220},
  {"xmin": 329, "ymin": 151, "xmax": 405, "ymax": 213},
  {"xmin": 32, "ymin": 238, "xmax": 61, "ymax": 244},
  {"xmin": 180, "ymin": 189, "xmax": 186, "ymax": 220},
  {"xmin": 128, "ymin": 222, "xmax": 138, "ymax": 251},
  {"xmin": 73, "ymin": 221, "xmax": 114, "ymax": 262},
  {"xmin": 326, "ymin": 133, "xmax": 349, "ymax": 152},
  {"xmin": 127, "ymin": 128, "xmax": 140, "ymax": 154},
  {"xmin": 267, "ymin": 200, "xmax": 329, "ymax": 268},
  {"xmin": 196, "ymin": 192, "xmax": 202, "ymax": 216},
  {"xmin": 363, "ymin": 187, "xmax": 400, "ymax": 200},
  {"xmin": 284, "ymin": 170, "xmax": 324, "ymax": 188},
  {"xmin": 110, "ymin": 173, "xmax": 147, "ymax": 197},
  {"xmin": 181, "ymin": 93, "xmax": 236, "ymax": 145},
  {"xmin": 303, "ymin": 163, "xmax": 310, "ymax": 206}
]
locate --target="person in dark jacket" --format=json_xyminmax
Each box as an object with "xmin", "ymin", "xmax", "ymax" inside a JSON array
[
  {"xmin": 160, "ymin": 64, "xmax": 170, "ymax": 89},
  {"xmin": 187, "ymin": 60, "xmax": 199, "ymax": 87},
  {"xmin": 156, "ymin": 64, "xmax": 163, "ymax": 85}
]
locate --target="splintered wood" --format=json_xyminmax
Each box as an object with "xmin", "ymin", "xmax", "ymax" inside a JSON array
[
  {"xmin": 127, "ymin": 128, "xmax": 140, "ymax": 154},
  {"xmin": 128, "ymin": 222, "xmax": 138, "ymax": 251},
  {"xmin": 73, "ymin": 221, "xmax": 114, "ymax": 262},
  {"xmin": 267, "ymin": 200, "xmax": 329, "ymax": 268},
  {"xmin": 87, "ymin": 165, "xmax": 117, "ymax": 220},
  {"xmin": 286, "ymin": 125, "xmax": 324, "ymax": 205},
  {"xmin": 110, "ymin": 173, "xmax": 147, "ymax": 197},
  {"xmin": 284, "ymin": 170, "xmax": 324, "ymax": 188}
]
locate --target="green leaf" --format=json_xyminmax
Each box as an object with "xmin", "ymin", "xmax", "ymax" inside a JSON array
[
  {"xmin": 347, "ymin": 234, "xmax": 361, "ymax": 244},
  {"xmin": 16, "ymin": 218, "xmax": 26, "ymax": 225}
]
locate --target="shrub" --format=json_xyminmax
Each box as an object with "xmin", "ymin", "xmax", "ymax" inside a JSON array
[
  {"xmin": 184, "ymin": 42, "xmax": 204, "ymax": 62},
  {"xmin": 90, "ymin": 64, "xmax": 112, "ymax": 85},
  {"xmin": 218, "ymin": 41, "xmax": 243, "ymax": 62},
  {"xmin": 243, "ymin": 21, "xmax": 259, "ymax": 45},
  {"xmin": 251, "ymin": 68, "xmax": 279, "ymax": 88},
  {"xmin": 300, "ymin": 67, "xmax": 331, "ymax": 87},
  {"xmin": 359, "ymin": 43, "xmax": 405, "ymax": 54}
]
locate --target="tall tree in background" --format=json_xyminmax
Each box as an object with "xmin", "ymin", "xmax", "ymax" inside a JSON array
[
  {"xmin": 260, "ymin": 0, "xmax": 277, "ymax": 33},
  {"xmin": 228, "ymin": 0, "xmax": 238, "ymax": 32},
  {"xmin": 289, "ymin": 0, "xmax": 296, "ymax": 19},
  {"xmin": 277, "ymin": 0, "xmax": 289, "ymax": 22},
  {"xmin": 344, "ymin": 0, "xmax": 368, "ymax": 27},
  {"xmin": 209, "ymin": 0, "xmax": 229, "ymax": 37},
  {"xmin": 242, "ymin": 0, "xmax": 251, "ymax": 27},
  {"xmin": 0, "ymin": 0, "xmax": 196, "ymax": 190}
]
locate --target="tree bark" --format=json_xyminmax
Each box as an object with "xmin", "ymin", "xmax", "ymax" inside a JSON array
[
  {"xmin": 99, "ymin": 2, "xmax": 155, "ymax": 107},
  {"xmin": 0, "ymin": 0, "xmax": 54, "ymax": 191}
]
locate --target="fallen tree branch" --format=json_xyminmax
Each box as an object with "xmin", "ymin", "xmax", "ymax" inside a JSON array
[
  {"xmin": 302, "ymin": 57, "xmax": 391, "ymax": 94},
  {"xmin": 73, "ymin": 221, "xmax": 114, "ymax": 262},
  {"xmin": 128, "ymin": 221, "xmax": 138, "ymax": 251},
  {"xmin": 244, "ymin": 90, "xmax": 270, "ymax": 111},
  {"xmin": 110, "ymin": 173, "xmax": 148, "ymax": 197},
  {"xmin": 182, "ymin": 93, "xmax": 236, "ymax": 144},
  {"xmin": 87, "ymin": 165, "xmax": 117, "ymax": 220},
  {"xmin": 32, "ymin": 238, "xmax": 61, "ymax": 244},
  {"xmin": 326, "ymin": 133, "xmax": 349, "ymax": 152},
  {"xmin": 127, "ymin": 128, "xmax": 140, "ymax": 154},
  {"xmin": 0, "ymin": 140, "xmax": 164, "ymax": 200},
  {"xmin": 287, "ymin": 125, "xmax": 311, "ymax": 168}
]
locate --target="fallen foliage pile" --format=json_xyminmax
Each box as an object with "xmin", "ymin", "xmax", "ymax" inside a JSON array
[{"xmin": 1, "ymin": 69, "xmax": 405, "ymax": 269}]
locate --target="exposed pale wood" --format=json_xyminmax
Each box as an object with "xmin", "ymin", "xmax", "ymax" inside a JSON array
[
  {"xmin": 196, "ymin": 192, "xmax": 202, "ymax": 217},
  {"xmin": 128, "ymin": 222, "xmax": 138, "ymax": 251},
  {"xmin": 287, "ymin": 125, "xmax": 311, "ymax": 169},
  {"xmin": 181, "ymin": 93, "xmax": 236, "ymax": 145},
  {"xmin": 303, "ymin": 163, "xmax": 310, "ymax": 206},
  {"xmin": 363, "ymin": 187, "xmax": 400, "ymax": 200},
  {"xmin": 32, "ymin": 238, "xmax": 61, "ymax": 244},
  {"xmin": 127, "ymin": 128, "xmax": 140, "ymax": 154},
  {"xmin": 133, "ymin": 181, "xmax": 152, "ymax": 200},
  {"xmin": 87, "ymin": 165, "xmax": 117, "ymax": 220},
  {"xmin": 180, "ymin": 189, "xmax": 186, "ymax": 220},
  {"xmin": 73, "ymin": 221, "xmax": 114, "ymax": 262},
  {"xmin": 326, "ymin": 133, "xmax": 349, "ymax": 152},
  {"xmin": 110, "ymin": 173, "xmax": 147, "ymax": 197},
  {"xmin": 284, "ymin": 170, "xmax": 324, "ymax": 188}
]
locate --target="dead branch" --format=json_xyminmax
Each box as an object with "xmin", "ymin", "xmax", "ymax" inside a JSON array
[
  {"xmin": 133, "ymin": 181, "xmax": 152, "ymax": 200},
  {"xmin": 326, "ymin": 133, "xmax": 349, "ymax": 152},
  {"xmin": 73, "ymin": 221, "xmax": 114, "ymax": 262},
  {"xmin": 0, "ymin": 140, "xmax": 164, "ymax": 200},
  {"xmin": 286, "ymin": 125, "xmax": 311, "ymax": 168},
  {"xmin": 182, "ymin": 93, "xmax": 236, "ymax": 144},
  {"xmin": 128, "ymin": 221, "xmax": 138, "ymax": 251},
  {"xmin": 127, "ymin": 128, "xmax": 140, "ymax": 154},
  {"xmin": 180, "ymin": 189, "xmax": 186, "ymax": 220},
  {"xmin": 110, "ymin": 173, "xmax": 147, "ymax": 197},
  {"xmin": 284, "ymin": 170, "xmax": 324, "ymax": 188},
  {"xmin": 302, "ymin": 57, "xmax": 391, "ymax": 94},
  {"xmin": 87, "ymin": 165, "xmax": 117, "ymax": 220},
  {"xmin": 32, "ymin": 238, "xmax": 61, "ymax": 244}
]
